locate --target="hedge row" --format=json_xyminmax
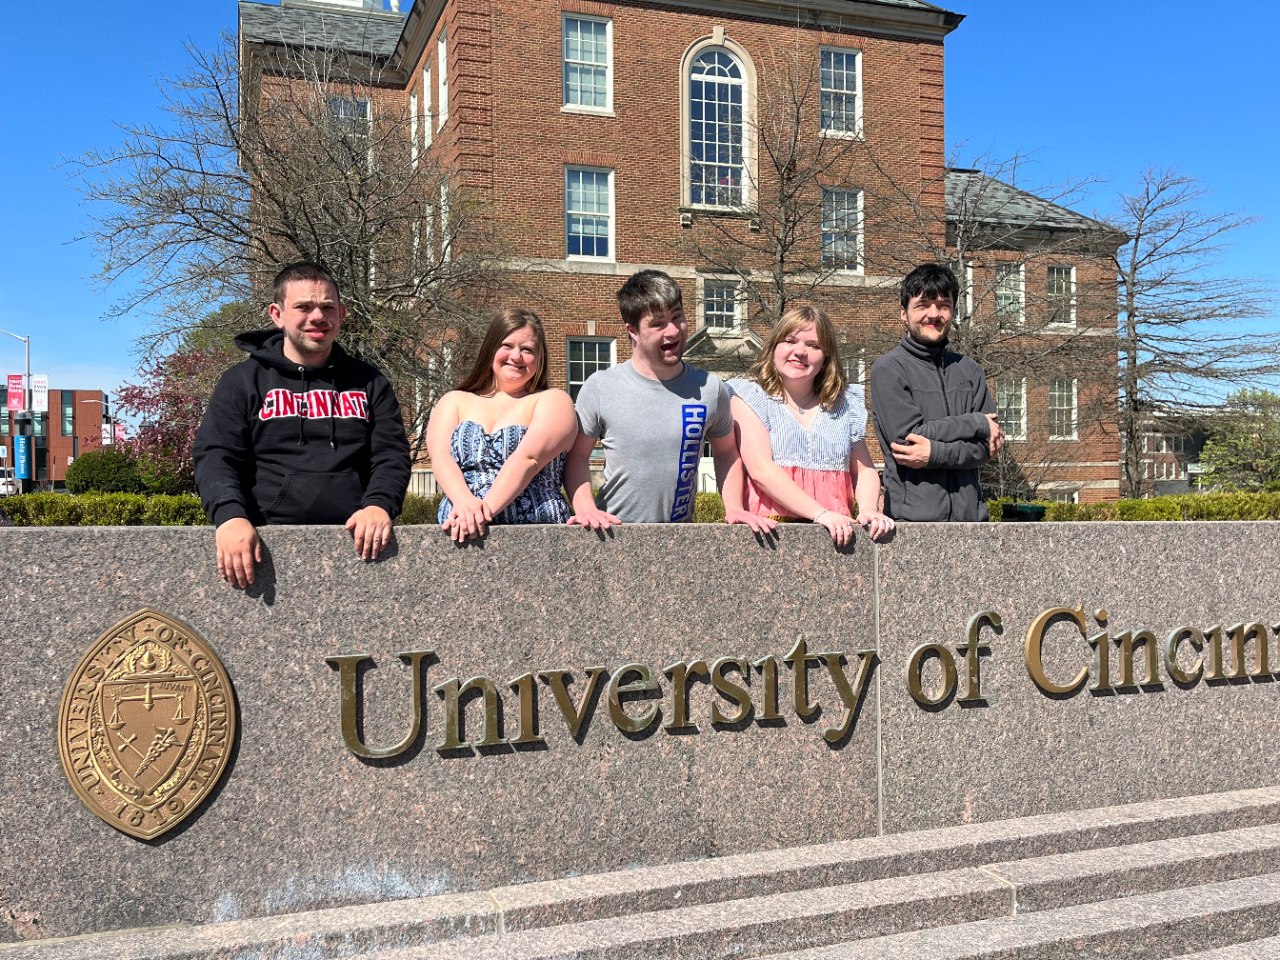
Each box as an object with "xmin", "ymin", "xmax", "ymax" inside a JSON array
[
  {"xmin": 987, "ymin": 492, "xmax": 1280, "ymax": 522},
  {"xmin": 0, "ymin": 493, "xmax": 210, "ymax": 527},
  {"xmin": 5, "ymin": 490, "xmax": 1278, "ymax": 528}
]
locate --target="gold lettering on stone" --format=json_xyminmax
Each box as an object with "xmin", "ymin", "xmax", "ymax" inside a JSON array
[
  {"xmin": 958, "ymin": 611, "xmax": 1000, "ymax": 703},
  {"xmin": 753, "ymin": 655, "xmax": 782, "ymax": 721},
  {"xmin": 538, "ymin": 667, "xmax": 607, "ymax": 739},
  {"xmin": 907, "ymin": 643, "xmax": 957, "ymax": 707},
  {"xmin": 782, "ymin": 638, "xmax": 822, "ymax": 719},
  {"xmin": 508, "ymin": 673, "xmax": 545, "ymax": 746},
  {"xmin": 1115, "ymin": 630, "xmax": 1161, "ymax": 687},
  {"xmin": 1227, "ymin": 622, "xmax": 1270, "ymax": 679},
  {"xmin": 1025, "ymin": 605, "xmax": 1091, "ymax": 696},
  {"xmin": 663, "ymin": 660, "xmax": 708, "ymax": 732},
  {"xmin": 326, "ymin": 651, "xmax": 432, "ymax": 759},
  {"xmin": 1165, "ymin": 627, "xmax": 1204, "ymax": 684},
  {"xmin": 58, "ymin": 608, "xmax": 238, "ymax": 841},
  {"xmin": 607, "ymin": 664, "xmax": 659, "ymax": 734},
  {"xmin": 1204, "ymin": 626, "xmax": 1227, "ymax": 681},
  {"xmin": 709, "ymin": 657, "xmax": 753, "ymax": 725},
  {"xmin": 816, "ymin": 650, "xmax": 876, "ymax": 741}
]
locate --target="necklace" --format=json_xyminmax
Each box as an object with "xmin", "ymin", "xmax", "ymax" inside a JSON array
[{"xmin": 784, "ymin": 392, "xmax": 819, "ymax": 415}]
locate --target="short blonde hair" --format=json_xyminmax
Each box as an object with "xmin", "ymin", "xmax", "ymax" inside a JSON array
[{"xmin": 748, "ymin": 305, "xmax": 847, "ymax": 409}]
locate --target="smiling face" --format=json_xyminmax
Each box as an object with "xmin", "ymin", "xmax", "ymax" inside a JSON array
[
  {"xmin": 629, "ymin": 306, "xmax": 688, "ymax": 374},
  {"xmin": 773, "ymin": 322, "xmax": 825, "ymax": 393},
  {"xmin": 901, "ymin": 293, "xmax": 955, "ymax": 346},
  {"xmin": 269, "ymin": 278, "xmax": 346, "ymax": 367},
  {"xmin": 491, "ymin": 324, "xmax": 541, "ymax": 395}
]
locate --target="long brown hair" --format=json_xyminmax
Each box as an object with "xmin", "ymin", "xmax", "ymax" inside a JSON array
[
  {"xmin": 748, "ymin": 305, "xmax": 847, "ymax": 410},
  {"xmin": 454, "ymin": 308, "xmax": 550, "ymax": 396}
]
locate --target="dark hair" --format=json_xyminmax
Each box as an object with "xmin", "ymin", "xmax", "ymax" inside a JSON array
[
  {"xmin": 616, "ymin": 270, "xmax": 684, "ymax": 328},
  {"xmin": 749, "ymin": 305, "xmax": 847, "ymax": 410},
  {"xmin": 454, "ymin": 308, "xmax": 550, "ymax": 396},
  {"xmin": 900, "ymin": 263, "xmax": 959, "ymax": 310},
  {"xmin": 273, "ymin": 261, "xmax": 340, "ymax": 306}
]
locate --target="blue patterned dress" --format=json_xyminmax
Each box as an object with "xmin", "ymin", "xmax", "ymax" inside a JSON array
[{"xmin": 436, "ymin": 420, "xmax": 570, "ymax": 525}]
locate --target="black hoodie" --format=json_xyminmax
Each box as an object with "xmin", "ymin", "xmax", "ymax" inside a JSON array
[{"xmin": 193, "ymin": 331, "xmax": 411, "ymax": 527}]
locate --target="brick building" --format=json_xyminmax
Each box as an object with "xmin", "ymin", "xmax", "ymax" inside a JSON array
[
  {"xmin": 0, "ymin": 387, "xmax": 111, "ymax": 489},
  {"xmin": 239, "ymin": 0, "xmax": 1121, "ymax": 502}
]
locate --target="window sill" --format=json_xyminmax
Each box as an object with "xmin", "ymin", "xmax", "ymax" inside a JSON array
[
  {"xmin": 819, "ymin": 128, "xmax": 864, "ymax": 141},
  {"xmin": 562, "ymin": 105, "xmax": 616, "ymax": 118},
  {"xmin": 680, "ymin": 205, "xmax": 754, "ymax": 219},
  {"xmin": 566, "ymin": 254, "xmax": 616, "ymax": 264}
]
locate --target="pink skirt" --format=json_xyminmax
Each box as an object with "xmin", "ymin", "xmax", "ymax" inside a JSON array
[{"xmin": 747, "ymin": 466, "xmax": 854, "ymax": 519}]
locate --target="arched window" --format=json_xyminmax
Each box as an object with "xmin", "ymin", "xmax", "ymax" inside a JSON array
[{"xmin": 688, "ymin": 49, "xmax": 745, "ymax": 208}]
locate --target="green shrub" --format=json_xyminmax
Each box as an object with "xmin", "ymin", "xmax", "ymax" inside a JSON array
[
  {"xmin": 694, "ymin": 492, "xmax": 725, "ymax": 523},
  {"xmin": 65, "ymin": 449, "xmax": 145, "ymax": 495},
  {"xmin": 0, "ymin": 493, "xmax": 208, "ymax": 526},
  {"xmin": 1116, "ymin": 498, "xmax": 1182, "ymax": 521},
  {"xmin": 398, "ymin": 492, "xmax": 444, "ymax": 525}
]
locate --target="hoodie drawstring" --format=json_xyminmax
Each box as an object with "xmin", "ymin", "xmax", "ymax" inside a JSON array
[{"xmin": 298, "ymin": 368, "xmax": 309, "ymax": 446}]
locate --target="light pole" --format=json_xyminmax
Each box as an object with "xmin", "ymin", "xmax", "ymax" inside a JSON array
[
  {"xmin": 0, "ymin": 329, "xmax": 31, "ymax": 494},
  {"xmin": 80, "ymin": 396, "xmax": 115, "ymax": 449}
]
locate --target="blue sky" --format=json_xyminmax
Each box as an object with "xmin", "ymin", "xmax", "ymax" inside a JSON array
[{"xmin": 0, "ymin": 0, "xmax": 1275, "ymax": 398}]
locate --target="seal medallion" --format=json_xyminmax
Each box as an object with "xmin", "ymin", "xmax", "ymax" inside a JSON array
[{"xmin": 57, "ymin": 608, "xmax": 236, "ymax": 840}]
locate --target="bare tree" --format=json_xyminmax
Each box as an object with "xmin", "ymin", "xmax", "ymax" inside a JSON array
[
  {"xmin": 1104, "ymin": 168, "xmax": 1278, "ymax": 498},
  {"xmin": 674, "ymin": 45, "xmax": 874, "ymax": 327},
  {"xmin": 68, "ymin": 35, "xmax": 516, "ymax": 458}
]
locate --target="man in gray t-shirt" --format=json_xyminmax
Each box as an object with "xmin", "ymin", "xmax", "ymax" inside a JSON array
[{"xmin": 565, "ymin": 270, "xmax": 769, "ymax": 528}]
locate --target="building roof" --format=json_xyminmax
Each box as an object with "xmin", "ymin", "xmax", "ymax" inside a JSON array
[
  {"xmin": 239, "ymin": 1, "xmax": 408, "ymax": 59},
  {"xmin": 946, "ymin": 169, "xmax": 1108, "ymax": 233}
]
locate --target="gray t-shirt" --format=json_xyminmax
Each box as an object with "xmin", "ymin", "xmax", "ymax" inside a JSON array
[{"xmin": 575, "ymin": 360, "xmax": 734, "ymax": 522}]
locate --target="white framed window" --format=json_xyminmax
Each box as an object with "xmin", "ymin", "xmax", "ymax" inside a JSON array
[
  {"xmin": 995, "ymin": 378, "xmax": 1027, "ymax": 441},
  {"xmin": 423, "ymin": 64, "xmax": 433, "ymax": 147},
  {"xmin": 962, "ymin": 260, "xmax": 974, "ymax": 319},
  {"xmin": 995, "ymin": 262, "xmax": 1024, "ymax": 326},
  {"xmin": 568, "ymin": 337, "xmax": 616, "ymax": 401},
  {"xmin": 1047, "ymin": 265, "xmax": 1076, "ymax": 326},
  {"xmin": 689, "ymin": 48, "xmax": 746, "ymax": 208},
  {"xmin": 562, "ymin": 15, "xmax": 612, "ymax": 113},
  {"xmin": 1046, "ymin": 489, "xmax": 1079, "ymax": 504},
  {"xmin": 701, "ymin": 279, "xmax": 740, "ymax": 329},
  {"xmin": 436, "ymin": 29, "xmax": 448, "ymax": 131},
  {"xmin": 842, "ymin": 349, "xmax": 866, "ymax": 386},
  {"xmin": 565, "ymin": 166, "xmax": 614, "ymax": 260},
  {"xmin": 409, "ymin": 91, "xmax": 419, "ymax": 166},
  {"xmin": 1048, "ymin": 378, "xmax": 1077, "ymax": 441},
  {"xmin": 821, "ymin": 188, "xmax": 862, "ymax": 271},
  {"xmin": 328, "ymin": 96, "xmax": 371, "ymax": 171},
  {"xmin": 819, "ymin": 47, "xmax": 862, "ymax": 137}
]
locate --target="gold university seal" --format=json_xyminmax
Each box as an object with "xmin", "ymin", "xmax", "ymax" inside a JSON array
[{"xmin": 58, "ymin": 608, "xmax": 236, "ymax": 840}]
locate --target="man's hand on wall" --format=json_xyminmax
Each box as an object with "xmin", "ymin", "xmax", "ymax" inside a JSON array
[
  {"xmin": 216, "ymin": 517, "xmax": 262, "ymax": 588},
  {"xmin": 890, "ymin": 433, "xmax": 932, "ymax": 469},
  {"xmin": 346, "ymin": 505, "xmax": 393, "ymax": 560}
]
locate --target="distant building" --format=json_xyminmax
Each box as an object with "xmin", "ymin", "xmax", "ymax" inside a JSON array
[{"xmin": 0, "ymin": 387, "xmax": 112, "ymax": 490}]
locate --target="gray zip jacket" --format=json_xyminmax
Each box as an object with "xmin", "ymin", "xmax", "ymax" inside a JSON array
[{"xmin": 869, "ymin": 334, "xmax": 995, "ymax": 522}]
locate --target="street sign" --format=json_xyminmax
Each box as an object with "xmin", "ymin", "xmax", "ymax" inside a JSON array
[
  {"xmin": 14, "ymin": 435, "xmax": 32, "ymax": 480},
  {"xmin": 31, "ymin": 376, "xmax": 48, "ymax": 413},
  {"xmin": 6, "ymin": 375, "xmax": 21, "ymax": 411},
  {"xmin": 0, "ymin": 445, "xmax": 6, "ymax": 460},
  {"xmin": 114, "ymin": 423, "xmax": 126, "ymax": 443},
  {"xmin": 101, "ymin": 425, "xmax": 113, "ymax": 446}
]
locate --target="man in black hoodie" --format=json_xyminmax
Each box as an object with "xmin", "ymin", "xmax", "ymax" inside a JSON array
[
  {"xmin": 870, "ymin": 263, "xmax": 1004, "ymax": 522},
  {"xmin": 193, "ymin": 262, "xmax": 411, "ymax": 586}
]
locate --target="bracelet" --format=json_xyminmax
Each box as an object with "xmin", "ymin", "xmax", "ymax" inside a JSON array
[{"xmin": 813, "ymin": 509, "xmax": 830, "ymax": 523}]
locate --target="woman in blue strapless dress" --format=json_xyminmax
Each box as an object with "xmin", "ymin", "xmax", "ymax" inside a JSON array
[{"xmin": 425, "ymin": 309, "xmax": 577, "ymax": 541}]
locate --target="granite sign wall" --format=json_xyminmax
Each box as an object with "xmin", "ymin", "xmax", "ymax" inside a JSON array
[{"xmin": 2, "ymin": 523, "xmax": 1278, "ymax": 942}]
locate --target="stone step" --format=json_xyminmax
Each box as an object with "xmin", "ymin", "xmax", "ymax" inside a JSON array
[
  {"xmin": 1177, "ymin": 936, "xmax": 1280, "ymax": 959},
  {"xmin": 10, "ymin": 786, "xmax": 1280, "ymax": 960},
  {"xmin": 340, "ymin": 826, "xmax": 1280, "ymax": 960},
  {"xmin": 753, "ymin": 872, "xmax": 1280, "ymax": 960}
]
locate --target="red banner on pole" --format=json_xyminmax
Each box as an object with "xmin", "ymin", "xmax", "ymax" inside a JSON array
[{"xmin": 6, "ymin": 375, "xmax": 22, "ymax": 411}]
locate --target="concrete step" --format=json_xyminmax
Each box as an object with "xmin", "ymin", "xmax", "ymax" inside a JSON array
[
  {"xmin": 9, "ymin": 785, "xmax": 1280, "ymax": 960},
  {"xmin": 753, "ymin": 872, "xmax": 1280, "ymax": 960}
]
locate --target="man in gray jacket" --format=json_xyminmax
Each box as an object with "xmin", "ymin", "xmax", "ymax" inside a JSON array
[{"xmin": 870, "ymin": 263, "xmax": 1004, "ymax": 522}]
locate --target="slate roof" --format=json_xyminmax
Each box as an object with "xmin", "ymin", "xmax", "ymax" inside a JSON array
[
  {"xmin": 239, "ymin": 1, "xmax": 408, "ymax": 59},
  {"xmin": 946, "ymin": 169, "xmax": 1107, "ymax": 233}
]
